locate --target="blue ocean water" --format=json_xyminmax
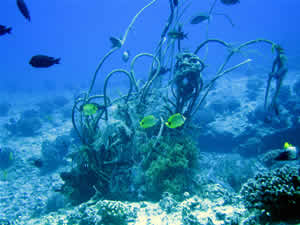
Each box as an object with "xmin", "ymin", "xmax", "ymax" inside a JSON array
[
  {"xmin": 1, "ymin": 0, "xmax": 299, "ymax": 91},
  {"xmin": 0, "ymin": 0, "xmax": 300, "ymax": 224}
]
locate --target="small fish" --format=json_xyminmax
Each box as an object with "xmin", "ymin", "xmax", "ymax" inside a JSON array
[
  {"xmin": 122, "ymin": 50, "xmax": 130, "ymax": 62},
  {"xmin": 110, "ymin": 36, "xmax": 122, "ymax": 48},
  {"xmin": 167, "ymin": 30, "xmax": 188, "ymax": 40},
  {"xmin": 29, "ymin": 55, "xmax": 60, "ymax": 68},
  {"xmin": 165, "ymin": 113, "xmax": 186, "ymax": 128},
  {"xmin": 140, "ymin": 115, "xmax": 158, "ymax": 128},
  {"xmin": 17, "ymin": 0, "xmax": 31, "ymax": 21},
  {"xmin": 82, "ymin": 103, "xmax": 98, "ymax": 116},
  {"xmin": 220, "ymin": 0, "xmax": 240, "ymax": 5},
  {"xmin": 284, "ymin": 142, "xmax": 293, "ymax": 149},
  {"xmin": 0, "ymin": 25, "xmax": 12, "ymax": 36},
  {"xmin": 190, "ymin": 13, "xmax": 210, "ymax": 24},
  {"xmin": 33, "ymin": 158, "xmax": 43, "ymax": 168}
]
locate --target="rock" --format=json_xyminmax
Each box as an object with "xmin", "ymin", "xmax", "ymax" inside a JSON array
[
  {"xmin": 159, "ymin": 192, "xmax": 178, "ymax": 213},
  {"xmin": 182, "ymin": 206, "xmax": 202, "ymax": 225}
]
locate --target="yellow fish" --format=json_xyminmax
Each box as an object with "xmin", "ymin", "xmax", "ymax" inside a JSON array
[
  {"xmin": 82, "ymin": 103, "xmax": 98, "ymax": 116},
  {"xmin": 284, "ymin": 142, "xmax": 293, "ymax": 149},
  {"xmin": 165, "ymin": 113, "xmax": 186, "ymax": 128},
  {"xmin": 140, "ymin": 115, "xmax": 158, "ymax": 128}
]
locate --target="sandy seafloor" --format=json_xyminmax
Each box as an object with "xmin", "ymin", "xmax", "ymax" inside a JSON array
[{"xmin": 0, "ymin": 70, "xmax": 299, "ymax": 225}]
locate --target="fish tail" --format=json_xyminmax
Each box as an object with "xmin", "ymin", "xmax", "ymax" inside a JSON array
[
  {"xmin": 7, "ymin": 27, "xmax": 12, "ymax": 34},
  {"xmin": 55, "ymin": 58, "xmax": 61, "ymax": 64}
]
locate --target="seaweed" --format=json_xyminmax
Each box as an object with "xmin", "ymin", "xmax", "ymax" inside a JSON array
[{"xmin": 142, "ymin": 134, "xmax": 198, "ymax": 200}]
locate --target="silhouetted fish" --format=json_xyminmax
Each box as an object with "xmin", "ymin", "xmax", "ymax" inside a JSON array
[
  {"xmin": 109, "ymin": 36, "xmax": 122, "ymax": 48},
  {"xmin": 17, "ymin": 0, "xmax": 31, "ymax": 21},
  {"xmin": 0, "ymin": 25, "xmax": 12, "ymax": 36},
  {"xmin": 33, "ymin": 158, "xmax": 43, "ymax": 168},
  {"xmin": 220, "ymin": 0, "xmax": 240, "ymax": 5},
  {"xmin": 190, "ymin": 13, "xmax": 210, "ymax": 24},
  {"xmin": 168, "ymin": 30, "xmax": 187, "ymax": 40},
  {"xmin": 29, "ymin": 55, "xmax": 60, "ymax": 68}
]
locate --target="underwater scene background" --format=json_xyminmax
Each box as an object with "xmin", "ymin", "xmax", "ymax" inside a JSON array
[{"xmin": 0, "ymin": 0, "xmax": 300, "ymax": 224}]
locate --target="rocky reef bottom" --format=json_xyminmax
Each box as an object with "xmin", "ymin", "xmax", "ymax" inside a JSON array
[
  {"xmin": 20, "ymin": 185, "xmax": 299, "ymax": 225},
  {"xmin": 20, "ymin": 188, "xmax": 247, "ymax": 225}
]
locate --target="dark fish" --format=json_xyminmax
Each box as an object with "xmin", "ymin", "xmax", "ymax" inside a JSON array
[
  {"xmin": 167, "ymin": 30, "xmax": 188, "ymax": 40},
  {"xmin": 29, "ymin": 55, "xmax": 60, "ymax": 68},
  {"xmin": 33, "ymin": 158, "xmax": 43, "ymax": 168},
  {"xmin": 173, "ymin": 0, "xmax": 178, "ymax": 7},
  {"xmin": 109, "ymin": 36, "xmax": 122, "ymax": 48},
  {"xmin": 190, "ymin": 13, "xmax": 210, "ymax": 24},
  {"xmin": 0, "ymin": 25, "xmax": 12, "ymax": 36},
  {"xmin": 220, "ymin": 0, "xmax": 240, "ymax": 5},
  {"xmin": 17, "ymin": 0, "xmax": 31, "ymax": 21}
]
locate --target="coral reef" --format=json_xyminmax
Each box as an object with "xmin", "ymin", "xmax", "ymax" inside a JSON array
[
  {"xmin": 25, "ymin": 187, "xmax": 248, "ymax": 225},
  {"xmin": 240, "ymin": 165, "xmax": 300, "ymax": 221},
  {"xmin": 96, "ymin": 200, "xmax": 137, "ymax": 225}
]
